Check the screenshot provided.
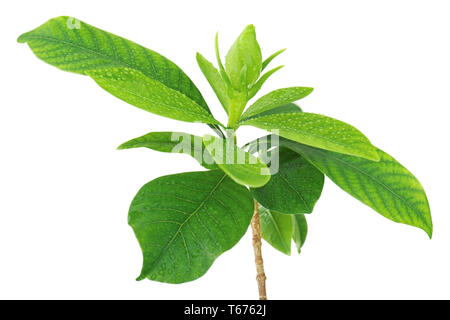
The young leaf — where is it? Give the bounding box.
[251,148,324,214]
[203,135,270,188]
[240,113,380,161]
[225,25,262,90]
[282,140,432,238]
[215,32,231,88]
[240,87,313,120]
[129,170,254,283]
[196,53,229,114]
[17,16,214,117]
[259,206,292,255]
[248,65,284,100]
[118,131,218,170]
[292,214,308,254]
[86,67,220,124]
[262,48,286,71]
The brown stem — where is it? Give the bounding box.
[251,200,267,300]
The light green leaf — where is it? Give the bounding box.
[282,140,432,237]
[259,206,292,255]
[203,135,270,188]
[240,113,380,161]
[292,214,308,254]
[86,67,220,124]
[244,103,302,121]
[262,48,286,71]
[248,65,284,100]
[196,53,229,114]
[118,131,218,170]
[240,87,313,121]
[129,170,254,283]
[251,148,324,214]
[17,16,215,117]
[215,32,231,88]
[225,25,262,89]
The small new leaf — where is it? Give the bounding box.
[17,16,215,117]
[225,25,262,90]
[262,48,286,71]
[248,65,284,100]
[251,148,324,214]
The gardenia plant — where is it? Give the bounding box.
[18,17,432,300]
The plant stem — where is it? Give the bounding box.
[251,200,267,300]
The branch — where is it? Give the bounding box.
[251,200,267,300]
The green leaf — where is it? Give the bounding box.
[17,16,215,117]
[292,214,308,254]
[259,206,292,255]
[225,25,262,90]
[215,32,231,88]
[248,65,284,100]
[240,112,380,161]
[203,135,270,188]
[282,140,432,237]
[196,53,229,114]
[129,170,254,283]
[262,48,286,71]
[251,148,324,214]
[244,103,302,121]
[118,131,218,170]
[86,67,220,124]
[240,87,313,121]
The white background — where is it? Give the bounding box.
[1,0,449,300]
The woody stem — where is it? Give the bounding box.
[251,200,267,300]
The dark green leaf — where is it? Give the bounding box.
[251,148,324,214]
[196,53,229,114]
[118,131,218,170]
[129,170,254,283]
[259,206,292,255]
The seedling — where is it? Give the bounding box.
[18,17,432,299]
